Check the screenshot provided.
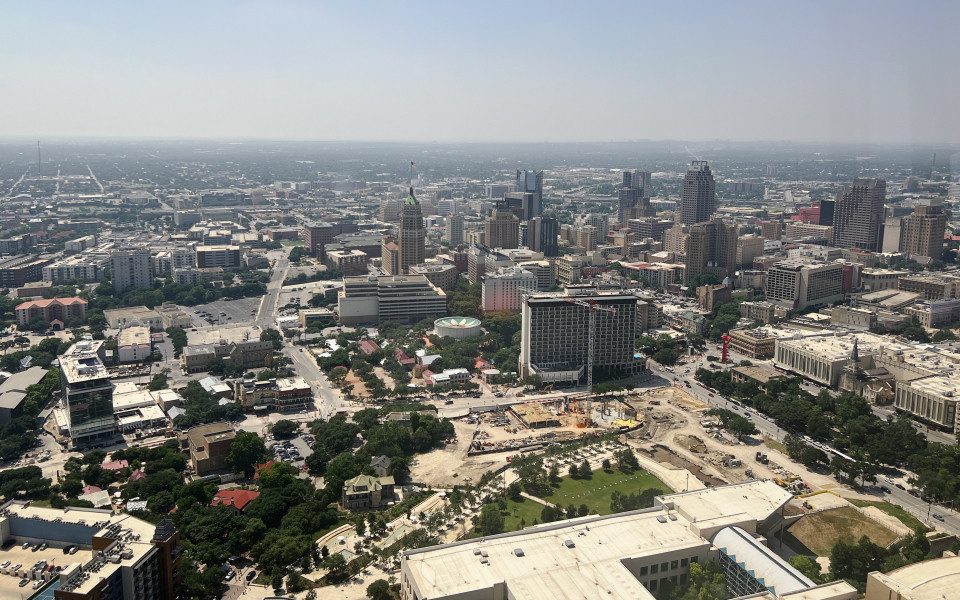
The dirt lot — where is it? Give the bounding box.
[409,419,509,487]
[785,506,899,556]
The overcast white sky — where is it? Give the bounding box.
[1,1,958,144]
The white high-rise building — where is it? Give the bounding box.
[109,248,153,292]
[481,267,537,313]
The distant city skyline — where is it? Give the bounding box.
[2,1,959,144]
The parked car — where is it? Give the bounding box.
[246,570,257,582]
[934,513,945,521]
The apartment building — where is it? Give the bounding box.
[109,249,152,292]
[195,245,240,269]
[42,255,103,283]
[16,297,87,327]
[233,377,312,411]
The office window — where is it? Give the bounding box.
[640,566,648,576]
[671,560,678,570]
[651,564,658,574]
[661,562,668,572]
[680,558,688,567]
[691,556,699,563]
[670,576,678,585]
[649,580,658,592]
[679,574,688,585]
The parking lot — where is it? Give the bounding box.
[0,543,78,599]
[267,429,314,469]
[188,297,262,328]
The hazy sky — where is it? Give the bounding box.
[2,1,958,144]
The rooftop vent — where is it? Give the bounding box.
[513,548,525,557]
[656,515,667,523]
[564,540,575,548]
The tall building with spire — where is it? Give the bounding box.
[397,188,425,274]
[679,161,716,225]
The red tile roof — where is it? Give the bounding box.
[101,459,129,471]
[394,348,416,365]
[15,297,88,310]
[211,489,260,512]
[254,461,276,479]
[358,340,380,355]
[128,469,147,482]
[81,485,102,495]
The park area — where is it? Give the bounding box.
[543,467,667,516]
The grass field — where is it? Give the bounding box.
[281,240,305,246]
[849,499,927,532]
[786,506,899,556]
[763,437,787,454]
[541,468,667,516]
[502,497,547,532]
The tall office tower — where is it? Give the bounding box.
[584,214,610,241]
[519,290,645,383]
[397,188,426,274]
[684,219,738,283]
[818,199,835,227]
[109,248,152,292]
[444,214,464,245]
[59,340,115,447]
[900,198,948,258]
[529,216,559,257]
[833,178,886,251]
[380,199,401,223]
[516,170,543,219]
[618,170,655,223]
[485,201,520,249]
[679,160,716,225]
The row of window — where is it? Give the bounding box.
[638,555,697,577]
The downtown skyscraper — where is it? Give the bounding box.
[833,178,886,251]
[618,169,654,223]
[679,161,716,225]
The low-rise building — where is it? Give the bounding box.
[827,306,877,329]
[866,555,960,600]
[15,297,87,328]
[338,274,447,325]
[172,266,224,284]
[894,376,960,431]
[400,480,856,600]
[409,263,459,292]
[104,306,163,330]
[233,377,312,411]
[341,474,395,511]
[42,255,103,283]
[730,364,783,391]
[727,328,777,359]
[180,422,235,475]
[739,300,789,324]
[696,284,731,312]
[211,489,260,514]
[326,249,369,275]
[861,268,908,292]
[180,340,274,374]
[898,274,960,300]
[902,299,960,328]
[196,244,241,269]
[425,368,471,386]
[118,325,152,363]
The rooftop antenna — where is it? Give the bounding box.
[37,140,41,177]
[409,161,416,190]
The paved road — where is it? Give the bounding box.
[656,352,960,536]
[284,345,344,419]
[256,252,289,330]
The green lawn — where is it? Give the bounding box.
[502,497,547,532]
[763,437,787,454]
[848,499,928,532]
[542,468,667,516]
[281,240,305,246]
[311,518,352,542]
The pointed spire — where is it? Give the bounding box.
[851,337,859,363]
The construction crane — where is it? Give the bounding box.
[563,298,616,393]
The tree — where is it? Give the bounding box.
[477,504,505,535]
[227,431,269,476]
[568,463,578,478]
[271,420,298,439]
[578,504,589,517]
[789,555,824,584]
[601,458,611,471]
[323,553,349,584]
[579,459,592,479]
[670,561,727,600]
[933,328,957,342]
[367,579,392,600]
[830,536,887,590]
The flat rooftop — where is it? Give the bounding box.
[903,375,960,397]
[868,555,960,599]
[777,332,912,362]
[404,481,799,600]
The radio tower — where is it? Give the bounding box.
[37,141,41,177]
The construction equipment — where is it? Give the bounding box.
[539,384,554,393]
[562,297,616,392]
